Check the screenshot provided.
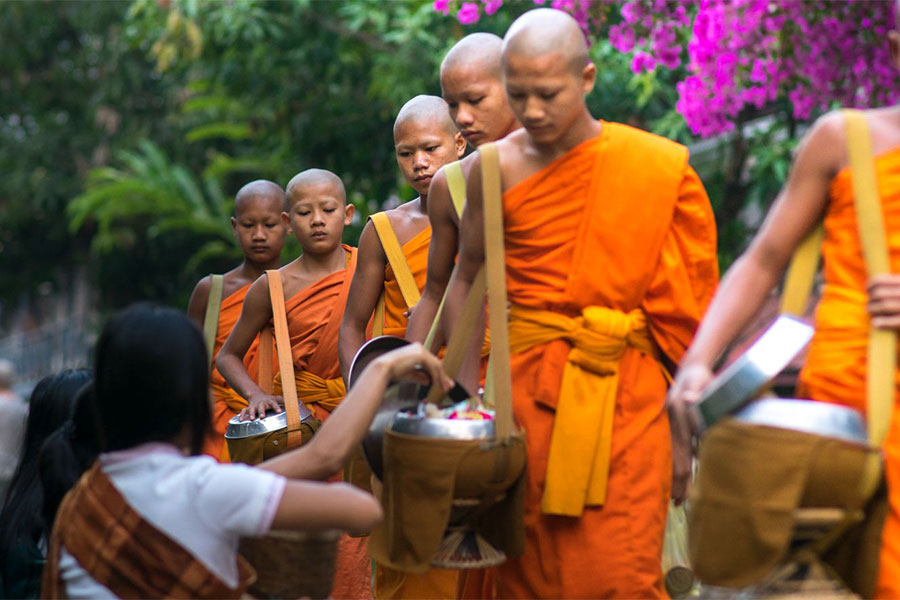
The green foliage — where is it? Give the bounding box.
[0,0,180,308]
[3,0,800,312]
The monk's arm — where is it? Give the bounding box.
[216,275,278,415]
[338,222,387,383]
[186,275,211,327]
[260,343,452,481]
[668,113,842,423]
[405,169,459,346]
[442,155,485,339]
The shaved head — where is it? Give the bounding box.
[503,8,589,75]
[393,94,458,140]
[285,169,346,207]
[234,179,285,215]
[441,33,503,80]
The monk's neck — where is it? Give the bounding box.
[299,244,347,277]
[239,256,280,281]
[538,111,600,156]
[413,195,427,214]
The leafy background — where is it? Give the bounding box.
[1,0,803,324]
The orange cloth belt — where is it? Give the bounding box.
[210,382,249,413]
[508,303,657,517]
[273,370,345,413]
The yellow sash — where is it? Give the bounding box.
[370,212,421,338]
[273,370,346,413]
[209,382,249,413]
[508,303,658,517]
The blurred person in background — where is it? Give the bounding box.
[0,359,26,510]
[0,369,92,599]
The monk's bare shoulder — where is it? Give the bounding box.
[186,274,213,324]
[865,105,900,156]
[796,110,847,180]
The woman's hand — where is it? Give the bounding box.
[666,363,713,505]
[868,274,900,329]
[374,342,453,391]
[240,393,284,421]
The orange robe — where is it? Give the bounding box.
[270,246,371,600]
[495,123,717,598]
[203,283,269,462]
[798,147,900,598]
[370,227,459,600]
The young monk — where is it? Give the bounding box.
[667,11,900,596]
[403,34,521,600]
[442,9,719,598]
[216,169,370,600]
[405,34,519,373]
[187,180,286,461]
[337,95,465,600]
[338,94,465,377]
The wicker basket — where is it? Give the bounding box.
[239,529,340,599]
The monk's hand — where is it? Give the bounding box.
[666,363,711,505]
[240,393,284,421]
[378,342,453,391]
[867,274,900,329]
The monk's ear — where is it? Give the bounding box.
[454,132,467,158]
[281,211,292,233]
[581,61,597,95]
[230,216,238,239]
[343,202,355,225]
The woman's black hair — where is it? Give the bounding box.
[91,303,211,455]
[0,368,92,598]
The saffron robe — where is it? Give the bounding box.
[496,122,718,598]
[269,246,371,600]
[204,283,271,462]
[798,147,900,598]
[42,464,254,599]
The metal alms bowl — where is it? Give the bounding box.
[734,398,867,445]
[391,411,496,440]
[224,403,315,441]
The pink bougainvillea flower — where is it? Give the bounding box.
[433,0,450,14]
[457,2,481,24]
[484,0,503,15]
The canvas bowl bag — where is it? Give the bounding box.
[689,398,885,596]
[368,380,527,572]
[224,408,320,465]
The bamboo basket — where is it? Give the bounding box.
[239,529,340,599]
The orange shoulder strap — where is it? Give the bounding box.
[265,270,303,448]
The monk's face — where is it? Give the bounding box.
[230,195,287,264]
[283,183,354,254]
[503,51,596,146]
[442,65,516,147]
[394,119,466,196]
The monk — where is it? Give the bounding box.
[405,34,519,389]
[338,94,465,377]
[442,9,718,598]
[337,95,464,600]
[187,180,286,462]
[667,11,900,597]
[216,169,371,600]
